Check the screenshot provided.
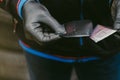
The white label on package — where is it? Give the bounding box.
[90,25,117,43]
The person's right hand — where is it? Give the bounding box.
[22,0,66,44]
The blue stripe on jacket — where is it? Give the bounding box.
[19,40,99,63]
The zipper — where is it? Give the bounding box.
[80,0,84,20]
[80,0,84,46]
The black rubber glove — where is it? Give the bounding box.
[22,0,66,44]
[84,0,120,58]
[84,28,120,58]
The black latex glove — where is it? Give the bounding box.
[84,29,120,58]
[85,0,120,57]
[22,0,66,44]
[82,35,119,59]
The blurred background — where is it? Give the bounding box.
[0,8,30,80]
[0,8,78,80]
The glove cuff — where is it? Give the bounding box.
[17,0,27,19]
[17,0,40,19]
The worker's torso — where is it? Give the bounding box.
[17,0,114,57]
[41,0,113,26]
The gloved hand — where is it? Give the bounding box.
[84,0,120,58]
[84,27,120,58]
[81,32,119,59]
[22,0,66,44]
